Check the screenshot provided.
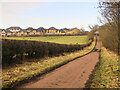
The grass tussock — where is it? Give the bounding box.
[2,38,96,88]
[90,46,119,88]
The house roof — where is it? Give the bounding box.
[6,26,22,30]
[63,28,72,31]
[4,30,12,33]
[71,28,80,30]
[49,27,57,30]
[38,27,45,30]
[26,27,37,32]
[63,28,69,30]
[26,27,34,30]
[6,31,12,33]
[37,27,45,32]
[72,28,78,30]
[18,29,27,32]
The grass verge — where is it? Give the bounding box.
[2,37,96,88]
[90,46,119,88]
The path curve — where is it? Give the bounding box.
[20,36,100,88]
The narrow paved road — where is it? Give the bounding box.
[20,36,100,88]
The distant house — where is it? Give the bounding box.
[48,27,58,34]
[19,30,24,36]
[32,29,37,35]
[6,27,22,32]
[71,28,78,30]
[12,32,17,36]
[26,27,35,36]
[16,31,21,36]
[26,27,33,32]
[0,29,12,37]
[6,30,12,37]
[17,29,27,36]
[6,27,22,36]
[16,30,21,36]
[26,27,34,32]
[1,29,6,37]
[58,29,65,33]
[36,27,45,35]
[22,29,27,36]
[63,28,71,32]
[67,28,81,34]
[2,26,86,37]
[29,31,33,35]
[71,28,80,31]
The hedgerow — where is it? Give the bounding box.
[2,39,93,67]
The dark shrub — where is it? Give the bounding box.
[2,39,93,67]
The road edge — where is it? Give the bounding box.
[85,36,101,88]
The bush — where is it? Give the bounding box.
[2,39,93,67]
[98,24,118,54]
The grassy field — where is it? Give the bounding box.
[2,37,96,88]
[3,36,89,44]
[90,46,119,88]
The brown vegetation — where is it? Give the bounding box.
[98,1,119,55]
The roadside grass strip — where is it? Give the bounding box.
[90,47,119,88]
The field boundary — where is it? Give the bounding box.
[4,34,88,37]
[2,37,97,88]
[3,36,89,45]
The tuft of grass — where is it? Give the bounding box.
[90,46,119,88]
[2,37,96,88]
[3,36,89,45]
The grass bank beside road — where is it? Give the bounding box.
[2,37,96,88]
[90,46,119,88]
[3,36,89,45]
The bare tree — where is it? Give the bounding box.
[88,24,99,31]
[80,27,85,32]
[98,0,120,55]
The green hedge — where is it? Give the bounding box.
[2,39,93,67]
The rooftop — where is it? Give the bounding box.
[6,27,22,30]
[49,27,57,30]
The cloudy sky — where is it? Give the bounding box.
[0,0,101,31]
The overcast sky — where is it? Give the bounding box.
[0,0,101,31]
